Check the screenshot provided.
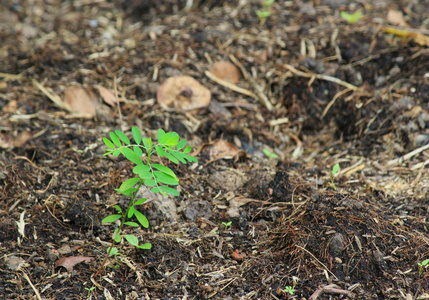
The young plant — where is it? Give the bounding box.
[95,127,198,276]
[263,148,279,160]
[330,163,340,190]
[340,11,363,24]
[256,0,274,25]
[84,286,95,299]
[418,259,429,275]
[283,286,295,296]
[222,221,232,230]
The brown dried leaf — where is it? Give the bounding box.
[157,75,211,112]
[54,256,94,272]
[63,86,97,117]
[93,85,119,107]
[387,10,408,27]
[208,139,239,160]
[231,249,244,262]
[209,61,241,84]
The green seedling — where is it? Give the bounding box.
[283,286,295,295]
[95,127,198,277]
[222,221,232,230]
[418,259,429,275]
[84,286,95,299]
[340,11,363,24]
[263,148,279,159]
[331,163,340,190]
[256,0,274,25]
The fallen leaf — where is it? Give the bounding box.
[231,249,244,262]
[208,139,239,160]
[5,255,29,271]
[93,85,119,107]
[54,256,94,272]
[64,86,98,117]
[209,61,241,84]
[387,10,408,27]
[157,75,211,112]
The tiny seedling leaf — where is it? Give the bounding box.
[102,214,122,223]
[138,242,152,249]
[159,185,179,196]
[124,221,139,227]
[103,137,115,150]
[131,127,141,144]
[109,132,121,147]
[332,163,340,176]
[340,11,363,24]
[108,247,118,256]
[125,235,139,247]
[118,177,140,193]
[134,198,147,205]
[115,130,130,145]
[134,210,149,228]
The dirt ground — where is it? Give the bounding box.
[1,0,429,299]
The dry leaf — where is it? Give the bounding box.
[231,249,244,262]
[387,10,408,27]
[64,86,98,117]
[5,255,28,271]
[208,139,239,160]
[209,61,241,84]
[54,256,94,272]
[93,85,119,107]
[157,75,211,112]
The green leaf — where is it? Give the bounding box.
[134,210,149,228]
[159,185,180,196]
[108,247,118,256]
[110,132,122,147]
[133,165,153,180]
[125,235,139,247]
[102,214,122,223]
[144,179,157,187]
[155,145,165,157]
[340,11,363,24]
[124,221,139,227]
[114,187,137,197]
[165,152,179,164]
[332,163,340,176]
[160,132,180,146]
[138,243,152,249]
[112,149,121,157]
[177,139,187,150]
[151,164,177,178]
[134,198,147,205]
[128,206,135,218]
[132,127,142,144]
[154,171,179,185]
[114,205,122,213]
[114,230,122,243]
[118,177,140,193]
[157,129,165,141]
[169,150,186,163]
[183,146,192,154]
[103,137,115,150]
[143,137,151,150]
[121,147,143,165]
[133,146,143,157]
[115,130,130,145]
[151,187,160,193]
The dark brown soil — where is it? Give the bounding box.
[1,1,429,299]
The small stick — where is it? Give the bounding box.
[387,143,429,166]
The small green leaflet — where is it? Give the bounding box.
[103,137,115,150]
[151,164,177,178]
[176,139,187,150]
[125,235,139,247]
[134,198,147,205]
[124,221,139,227]
[133,165,153,180]
[154,171,179,185]
[160,186,179,196]
[139,243,152,249]
[340,11,363,24]
[120,147,142,166]
[157,129,165,142]
[131,127,141,144]
[128,206,135,218]
[118,177,140,193]
[115,130,130,145]
[102,214,122,223]
[110,132,122,147]
[134,210,149,228]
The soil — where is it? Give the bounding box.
[1,0,429,299]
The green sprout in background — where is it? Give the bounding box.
[340,11,363,24]
[256,0,274,25]
[84,286,95,299]
[283,286,295,295]
[418,259,429,275]
[95,127,198,277]
[263,148,279,160]
[331,163,340,190]
[222,221,232,230]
